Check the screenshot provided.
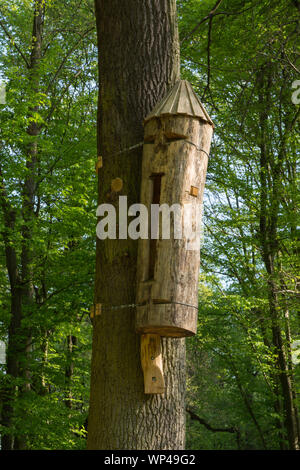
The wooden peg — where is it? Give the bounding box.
[140,334,165,394]
[95,156,103,173]
[90,303,101,318]
[190,185,199,197]
[90,306,94,319]
[111,177,123,192]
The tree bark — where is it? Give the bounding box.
[87,0,186,450]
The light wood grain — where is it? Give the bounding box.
[140,334,165,394]
[136,113,213,337]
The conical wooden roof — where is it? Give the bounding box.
[144,80,214,125]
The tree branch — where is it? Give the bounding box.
[181,2,259,44]
[181,0,223,44]
[46,26,94,94]
[202,16,213,100]
[0,16,30,68]
[186,408,237,434]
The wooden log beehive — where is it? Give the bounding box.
[135,80,214,338]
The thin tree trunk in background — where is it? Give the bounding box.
[40,329,50,394]
[20,0,44,390]
[258,68,299,450]
[87,0,186,449]
[0,0,45,450]
[15,0,44,450]
[0,196,22,450]
[65,335,77,409]
[283,308,300,441]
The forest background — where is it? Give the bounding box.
[0,0,299,450]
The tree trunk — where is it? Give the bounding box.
[0,205,22,450]
[258,68,299,450]
[65,335,77,409]
[87,0,186,450]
